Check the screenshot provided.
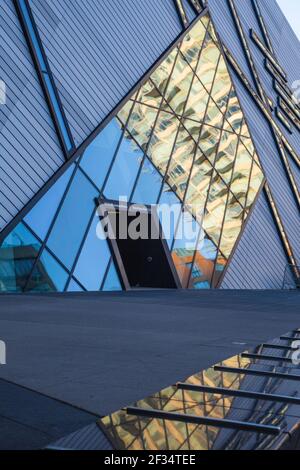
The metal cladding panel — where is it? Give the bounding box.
[230,69,300,265]
[30,0,184,147]
[0,0,64,232]
[207,0,257,91]
[221,191,288,289]
[261,0,300,84]
[232,0,300,159]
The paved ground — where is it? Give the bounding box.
[0,289,299,448]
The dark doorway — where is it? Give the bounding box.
[99,202,179,290]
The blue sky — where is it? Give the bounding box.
[277,0,300,40]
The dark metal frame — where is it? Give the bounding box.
[13,0,75,157]
[176,382,300,405]
[214,365,300,382]
[126,406,281,435]
[95,198,182,291]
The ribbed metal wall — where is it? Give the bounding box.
[221,191,289,289]
[30,0,184,147]
[0,0,64,232]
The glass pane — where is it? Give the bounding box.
[150,48,178,95]
[180,19,207,71]
[27,248,68,292]
[214,131,239,185]
[183,76,209,122]
[126,102,159,152]
[0,223,41,292]
[132,158,163,205]
[166,126,196,200]
[203,172,228,246]
[185,150,213,221]
[104,131,144,200]
[196,34,220,94]
[218,195,244,258]
[158,186,182,248]
[172,210,201,287]
[102,261,122,291]
[47,170,98,270]
[198,125,221,164]
[74,216,111,291]
[164,51,194,116]
[230,141,253,206]
[209,55,231,115]
[204,96,224,129]
[147,110,180,175]
[68,278,84,292]
[137,79,163,109]
[226,89,243,134]
[24,164,74,241]
[190,236,218,289]
[80,119,123,189]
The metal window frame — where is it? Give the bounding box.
[96,198,182,291]
[126,406,281,435]
[176,382,300,405]
[13,0,75,157]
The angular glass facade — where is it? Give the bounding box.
[0,12,264,293]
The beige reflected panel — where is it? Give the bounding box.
[226,89,244,134]
[166,125,196,199]
[230,140,253,206]
[116,99,134,126]
[185,149,213,220]
[150,48,178,95]
[180,18,207,71]
[126,102,159,152]
[214,130,239,184]
[203,171,228,246]
[207,55,232,115]
[218,195,244,258]
[137,79,163,109]
[163,51,195,115]
[198,125,221,163]
[196,33,220,94]
[147,110,180,175]
[184,76,210,122]
[204,95,224,129]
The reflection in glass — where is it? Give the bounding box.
[104,131,144,200]
[68,278,84,292]
[73,216,111,291]
[27,248,68,292]
[80,119,123,189]
[132,159,163,205]
[100,343,290,450]
[24,165,74,241]
[0,223,41,292]
[47,170,98,270]
[172,210,201,287]
[102,261,122,291]
[0,12,265,293]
